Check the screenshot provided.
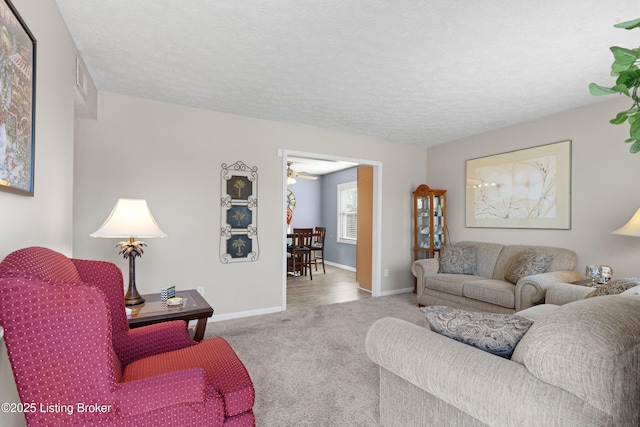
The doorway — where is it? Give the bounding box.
[280,149,382,310]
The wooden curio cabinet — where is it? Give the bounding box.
[413,184,447,263]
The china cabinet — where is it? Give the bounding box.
[413,184,447,264]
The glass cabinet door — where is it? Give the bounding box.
[413,185,446,261]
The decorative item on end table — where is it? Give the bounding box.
[91,198,167,306]
[585,265,601,286]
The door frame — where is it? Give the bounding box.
[280,149,383,310]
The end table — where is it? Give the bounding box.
[127,289,214,341]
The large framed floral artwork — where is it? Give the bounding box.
[0,0,36,196]
[466,140,571,229]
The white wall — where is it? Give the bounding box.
[73,92,427,317]
[427,97,640,278]
[0,1,78,425]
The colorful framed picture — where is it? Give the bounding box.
[0,0,36,196]
[466,140,571,229]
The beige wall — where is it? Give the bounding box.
[427,96,640,278]
[73,92,427,318]
[0,1,78,425]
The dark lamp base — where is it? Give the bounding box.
[125,295,145,306]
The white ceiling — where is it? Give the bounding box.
[55,0,640,148]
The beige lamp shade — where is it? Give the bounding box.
[90,198,167,238]
[611,208,640,238]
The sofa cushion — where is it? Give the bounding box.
[422,306,533,358]
[425,274,483,296]
[586,277,640,298]
[439,245,477,274]
[504,249,553,284]
[462,279,516,309]
[455,241,505,278]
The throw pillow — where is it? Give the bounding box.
[586,278,640,298]
[438,245,477,275]
[422,305,533,358]
[504,249,553,284]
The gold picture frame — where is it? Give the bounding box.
[466,140,571,229]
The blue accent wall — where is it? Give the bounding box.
[287,167,358,268]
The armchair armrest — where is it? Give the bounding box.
[116,368,206,414]
[545,282,593,305]
[515,270,583,311]
[115,321,196,365]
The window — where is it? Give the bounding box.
[337,181,357,244]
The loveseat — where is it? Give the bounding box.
[0,247,255,426]
[365,293,640,426]
[412,241,582,313]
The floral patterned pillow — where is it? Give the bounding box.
[504,249,553,284]
[422,306,533,358]
[438,245,477,275]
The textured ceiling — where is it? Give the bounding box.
[55,0,640,147]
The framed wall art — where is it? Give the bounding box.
[220,161,259,262]
[466,140,571,229]
[0,0,36,196]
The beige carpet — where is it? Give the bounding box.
[206,292,427,426]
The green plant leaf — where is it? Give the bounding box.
[611,111,629,124]
[614,18,640,30]
[630,119,640,140]
[589,83,618,96]
[611,46,638,64]
[616,69,640,89]
[631,140,640,153]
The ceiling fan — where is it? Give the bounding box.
[287,161,317,184]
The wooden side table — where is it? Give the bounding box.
[127,289,214,341]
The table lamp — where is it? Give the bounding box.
[611,208,640,238]
[91,198,167,306]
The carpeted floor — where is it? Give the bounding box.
[206,292,428,427]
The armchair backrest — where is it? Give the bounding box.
[0,246,82,283]
[0,247,130,350]
[0,275,119,426]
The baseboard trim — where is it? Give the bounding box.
[379,287,413,297]
[210,306,283,322]
[207,284,412,323]
[324,260,356,272]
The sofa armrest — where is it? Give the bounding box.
[411,259,439,278]
[545,282,593,305]
[515,270,583,311]
[411,259,439,300]
[365,317,599,426]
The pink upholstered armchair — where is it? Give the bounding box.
[0,247,255,426]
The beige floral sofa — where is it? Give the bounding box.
[366,292,640,426]
[411,241,583,313]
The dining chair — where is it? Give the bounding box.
[289,228,314,281]
[311,226,326,273]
